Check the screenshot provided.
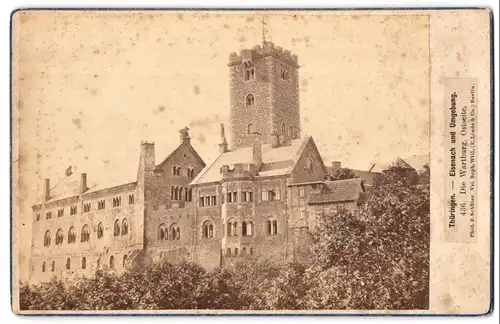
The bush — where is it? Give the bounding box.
[20,166,429,311]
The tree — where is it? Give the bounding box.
[306,166,430,309]
[329,168,357,181]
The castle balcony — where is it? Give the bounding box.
[220,163,258,181]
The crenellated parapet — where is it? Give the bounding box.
[228,41,299,67]
[220,163,259,181]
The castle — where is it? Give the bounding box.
[29,41,367,283]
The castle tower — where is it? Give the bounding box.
[228,41,300,150]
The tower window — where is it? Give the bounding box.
[289,125,293,137]
[245,94,255,106]
[281,123,286,135]
[247,123,253,135]
[280,64,290,81]
[244,65,255,81]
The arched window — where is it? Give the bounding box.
[281,123,286,135]
[245,94,255,106]
[179,187,183,200]
[173,165,181,176]
[266,217,278,235]
[242,247,247,255]
[51,261,55,272]
[247,123,253,135]
[114,219,120,236]
[172,166,177,175]
[174,187,179,200]
[55,228,64,245]
[68,226,76,244]
[289,125,293,137]
[242,221,253,236]
[121,219,129,235]
[42,261,46,272]
[109,255,114,269]
[158,224,168,240]
[250,247,254,255]
[123,255,127,268]
[227,220,237,237]
[202,220,214,238]
[226,248,231,257]
[66,258,71,270]
[188,188,193,202]
[234,248,239,257]
[44,230,51,247]
[170,224,180,240]
[97,222,104,239]
[82,257,87,269]
[81,225,90,242]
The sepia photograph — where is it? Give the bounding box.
[10,8,491,315]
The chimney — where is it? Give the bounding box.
[252,143,262,169]
[271,132,280,148]
[219,123,228,153]
[79,173,88,195]
[332,161,342,171]
[139,141,156,171]
[44,178,50,202]
[249,131,262,169]
[179,127,190,144]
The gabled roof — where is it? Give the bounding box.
[155,140,206,171]
[368,154,429,173]
[307,178,364,205]
[325,166,380,186]
[190,137,318,185]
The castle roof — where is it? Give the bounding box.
[324,166,380,186]
[190,137,311,185]
[368,154,429,173]
[307,178,365,205]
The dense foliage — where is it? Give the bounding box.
[20,166,429,311]
[328,167,358,181]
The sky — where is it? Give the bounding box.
[13,10,430,280]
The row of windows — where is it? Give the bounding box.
[246,122,294,138]
[157,223,181,241]
[172,166,195,178]
[199,195,216,207]
[43,219,129,247]
[171,187,193,202]
[227,220,278,236]
[197,189,278,207]
[37,194,135,221]
[226,247,254,257]
[242,63,290,82]
[40,255,126,272]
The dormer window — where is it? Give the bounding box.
[280,64,290,81]
[245,94,255,106]
[244,64,255,81]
